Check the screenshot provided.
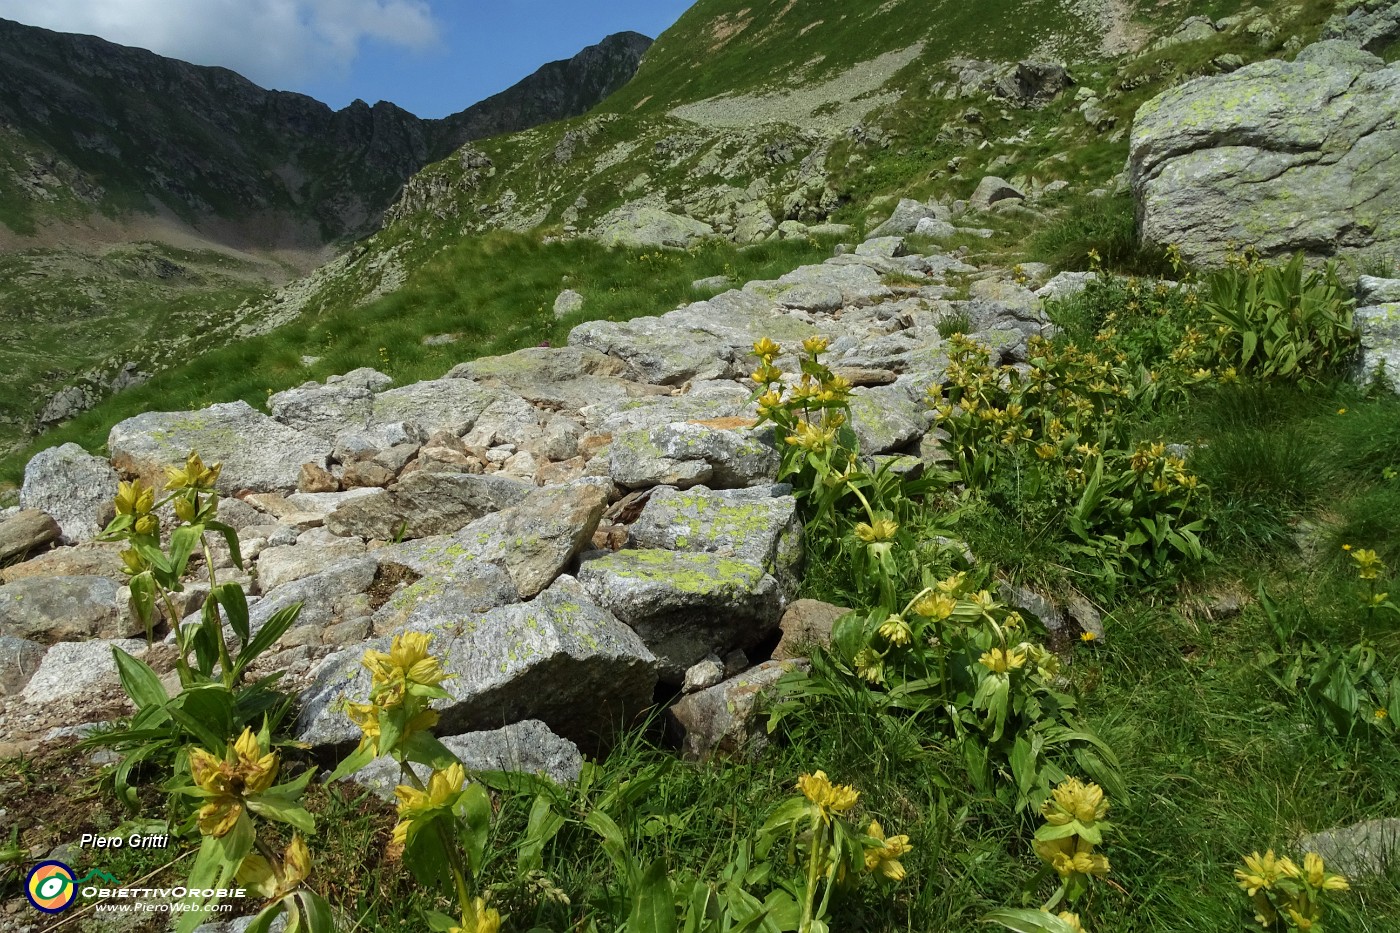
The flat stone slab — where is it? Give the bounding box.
[108,401,331,494]
[577,549,782,683]
[295,576,657,751]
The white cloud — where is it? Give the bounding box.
[0,0,440,89]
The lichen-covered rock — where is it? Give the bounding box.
[449,346,654,411]
[969,176,1026,212]
[248,557,379,637]
[326,472,533,540]
[1358,276,1400,305]
[1357,303,1400,388]
[848,383,929,454]
[0,576,136,643]
[0,509,61,563]
[578,549,783,682]
[295,576,657,750]
[591,204,715,249]
[669,659,809,761]
[108,401,331,494]
[255,538,368,592]
[582,382,751,435]
[20,444,119,543]
[346,720,583,798]
[268,383,374,440]
[629,485,802,594]
[609,422,780,491]
[1130,57,1400,265]
[367,379,501,437]
[554,289,585,319]
[498,484,608,599]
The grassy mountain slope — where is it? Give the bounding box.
[1,0,1349,480]
[0,23,652,459]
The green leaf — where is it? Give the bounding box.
[168,684,237,752]
[628,858,678,933]
[400,730,460,770]
[519,796,565,877]
[981,908,1077,933]
[243,901,289,933]
[234,603,303,680]
[425,910,461,932]
[459,783,492,874]
[113,647,168,710]
[206,520,244,570]
[213,582,251,646]
[169,524,204,580]
[585,809,636,885]
[295,890,334,933]
[246,796,316,833]
[128,572,157,640]
[326,740,377,784]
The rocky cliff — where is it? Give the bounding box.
[0,19,652,244]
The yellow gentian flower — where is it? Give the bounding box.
[797,771,859,822]
[863,820,912,881]
[393,763,467,846]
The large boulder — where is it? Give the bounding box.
[578,549,783,682]
[1356,303,1400,386]
[295,576,657,751]
[0,635,46,696]
[346,720,583,798]
[20,444,120,543]
[670,659,810,761]
[0,576,136,643]
[108,401,331,494]
[1130,56,1400,265]
[325,472,533,540]
[0,510,61,563]
[591,204,716,249]
[609,422,780,491]
[869,199,950,238]
[20,638,148,706]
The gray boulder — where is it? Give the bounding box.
[268,383,374,440]
[255,538,368,592]
[1356,303,1400,387]
[591,204,715,249]
[969,176,1027,212]
[368,379,500,437]
[553,289,585,319]
[21,638,148,706]
[670,659,810,761]
[1299,819,1400,879]
[1322,2,1400,52]
[0,576,136,643]
[578,549,783,682]
[108,401,331,494]
[609,422,780,491]
[993,60,1073,107]
[326,472,533,540]
[870,199,950,238]
[296,577,657,750]
[1130,58,1400,265]
[629,486,803,594]
[20,444,120,543]
[1358,276,1400,304]
[346,720,583,798]
[0,509,61,563]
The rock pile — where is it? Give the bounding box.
[0,223,1058,766]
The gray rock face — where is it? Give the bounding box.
[1358,276,1400,305]
[1299,818,1400,879]
[773,599,847,660]
[249,558,379,636]
[870,198,949,237]
[1,542,127,584]
[591,204,716,249]
[1356,303,1400,386]
[609,422,780,491]
[19,444,120,543]
[368,379,500,438]
[326,472,533,540]
[1130,58,1400,264]
[497,484,608,599]
[21,638,147,705]
[993,60,1073,107]
[255,538,367,592]
[670,659,809,761]
[0,635,46,696]
[108,401,331,494]
[268,383,374,440]
[296,577,657,750]
[346,720,583,798]
[629,486,801,582]
[1322,2,1400,52]
[0,576,135,643]
[578,549,783,682]
[848,383,929,454]
[0,509,61,563]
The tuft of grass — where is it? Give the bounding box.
[1026,191,1175,276]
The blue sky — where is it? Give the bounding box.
[0,1,695,118]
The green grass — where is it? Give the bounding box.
[0,232,835,487]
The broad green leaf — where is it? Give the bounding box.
[627,858,678,933]
[113,646,167,710]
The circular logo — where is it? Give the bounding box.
[26,861,77,914]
